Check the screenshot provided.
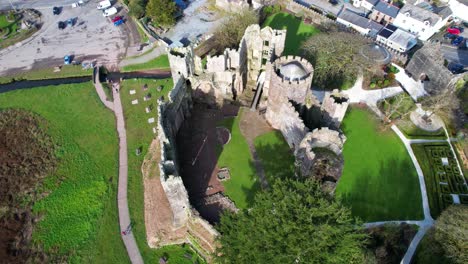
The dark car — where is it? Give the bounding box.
[447,62,464,74]
[67,18,74,26]
[53,6,61,15]
[452,36,464,46]
[444,33,457,39]
[453,26,464,33]
[329,0,339,5]
[58,21,66,29]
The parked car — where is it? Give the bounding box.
[58,21,66,29]
[53,6,61,15]
[97,0,111,10]
[452,26,464,33]
[114,19,124,26]
[452,36,464,46]
[329,0,339,5]
[444,33,457,39]
[111,16,123,23]
[67,18,74,26]
[447,27,461,35]
[103,7,118,17]
[64,55,72,65]
[447,62,464,74]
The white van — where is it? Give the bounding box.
[97,0,111,10]
[103,7,118,17]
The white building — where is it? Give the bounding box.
[376,24,418,52]
[448,0,468,22]
[393,4,451,41]
[337,9,383,37]
[352,0,379,12]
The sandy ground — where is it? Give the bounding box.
[0,2,127,75]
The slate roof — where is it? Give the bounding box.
[399,4,441,26]
[378,24,398,38]
[374,1,400,18]
[364,0,379,6]
[338,9,384,31]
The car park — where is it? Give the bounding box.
[103,7,118,17]
[452,36,464,46]
[53,6,61,15]
[58,21,66,30]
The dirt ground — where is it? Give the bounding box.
[176,102,239,223]
[0,2,132,75]
[142,140,187,247]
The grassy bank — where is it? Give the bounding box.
[119,78,204,263]
[254,130,295,183]
[0,65,93,84]
[217,110,260,209]
[0,83,128,263]
[336,108,423,222]
[121,54,170,72]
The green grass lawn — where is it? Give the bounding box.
[0,13,18,39]
[336,108,423,222]
[398,120,446,139]
[254,130,295,184]
[119,78,205,263]
[0,83,128,263]
[0,13,37,50]
[122,54,170,72]
[217,110,260,209]
[0,65,93,84]
[263,12,320,55]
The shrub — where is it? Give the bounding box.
[326,13,337,20]
[370,83,376,89]
[388,72,395,80]
[384,79,390,86]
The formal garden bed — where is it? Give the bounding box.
[411,143,467,218]
[364,64,400,90]
[336,108,423,222]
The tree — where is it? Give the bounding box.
[215,179,367,263]
[420,88,459,124]
[146,0,177,26]
[379,93,415,122]
[300,28,374,89]
[434,205,468,264]
[128,0,147,18]
[213,9,258,51]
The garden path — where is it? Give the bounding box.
[94,78,144,264]
[392,64,427,101]
[119,46,165,68]
[343,75,403,106]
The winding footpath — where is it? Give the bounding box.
[94,75,144,264]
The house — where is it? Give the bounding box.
[369,1,400,24]
[376,24,417,52]
[337,9,384,37]
[448,0,468,22]
[393,4,451,41]
[352,0,379,12]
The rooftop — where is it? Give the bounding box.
[378,24,398,38]
[338,9,384,32]
[399,4,441,26]
[280,61,309,81]
[388,28,417,48]
[364,0,379,6]
[374,1,400,18]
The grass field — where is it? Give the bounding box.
[336,108,424,222]
[0,83,128,263]
[263,12,320,55]
[119,78,205,263]
[254,130,295,183]
[121,54,170,72]
[217,111,260,209]
[0,65,93,84]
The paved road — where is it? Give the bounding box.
[0,0,77,10]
